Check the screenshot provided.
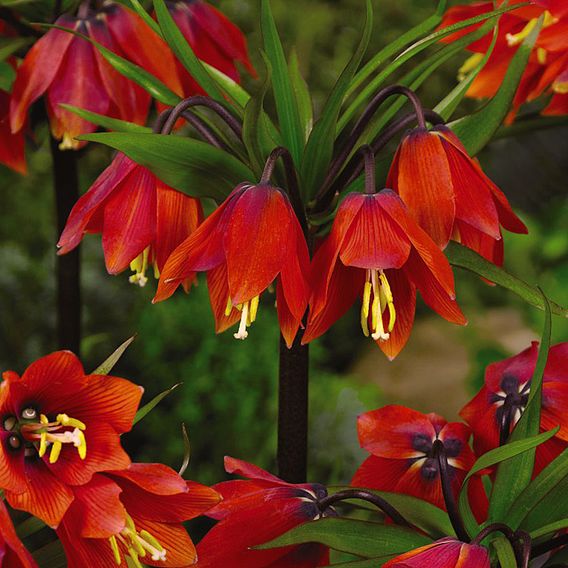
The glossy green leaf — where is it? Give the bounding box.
[530,518,568,540]
[301,0,372,200]
[59,104,151,133]
[450,14,542,155]
[446,242,568,318]
[153,0,225,103]
[289,49,313,142]
[260,0,304,164]
[257,518,432,558]
[134,383,181,425]
[128,0,162,36]
[79,132,255,201]
[488,292,552,521]
[92,336,135,375]
[202,63,251,109]
[493,536,517,568]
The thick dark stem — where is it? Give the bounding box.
[514,530,532,568]
[51,139,81,355]
[432,440,470,543]
[499,402,514,446]
[359,145,376,195]
[531,534,568,558]
[318,489,410,527]
[472,523,515,545]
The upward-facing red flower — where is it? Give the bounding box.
[196,457,329,568]
[57,153,203,287]
[0,499,36,568]
[386,125,527,260]
[57,463,220,568]
[154,182,310,347]
[0,351,143,527]
[303,189,466,359]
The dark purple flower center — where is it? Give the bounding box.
[411,434,462,481]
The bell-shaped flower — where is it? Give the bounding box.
[57,153,203,287]
[383,537,490,567]
[303,189,466,359]
[0,351,143,527]
[352,405,487,521]
[154,182,310,348]
[196,457,329,567]
[0,499,37,567]
[57,463,220,567]
[386,125,527,260]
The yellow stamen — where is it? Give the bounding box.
[129,248,150,287]
[76,430,87,460]
[249,295,260,323]
[506,12,557,47]
[119,515,167,563]
[553,80,568,94]
[537,47,547,65]
[234,302,249,340]
[360,269,396,341]
[224,297,233,316]
[59,133,78,151]
[38,414,49,458]
[379,271,397,333]
[49,441,62,464]
[109,535,122,565]
[458,53,483,81]
[56,413,86,430]
[360,278,372,337]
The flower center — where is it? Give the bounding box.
[129,247,159,287]
[360,269,396,341]
[226,295,260,340]
[411,435,462,481]
[108,513,167,566]
[491,374,530,435]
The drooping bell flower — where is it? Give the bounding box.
[0,90,25,174]
[154,182,311,348]
[196,457,330,568]
[383,537,490,568]
[0,351,143,527]
[165,0,256,95]
[0,499,37,568]
[57,463,220,568]
[352,405,487,522]
[460,341,568,472]
[302,189,466,360]
[439,0,568,119]
[57,153,203,287]
[386,125,527,261]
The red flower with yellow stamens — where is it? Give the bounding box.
[439,0,568,119]
[460,341,568,472]
[0,499,37,568]
[386,125,527,259]
[57,463,220,568]
[154,182,310,348]
[57,153,203,287]
[165,0,256,95]
[383,537,490,568]
[196,457,330,568]
[352,406,487,521]
[302,189,466,360]
[0,351,143,527]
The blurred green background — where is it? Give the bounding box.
[0,0,567,494]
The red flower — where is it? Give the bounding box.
[0,90,25,174]
[57,463,220,567]
[0,499,36,568]
[386,125,527,259]
[383,537,490,568]
[439,0,568,119]
[196,457,329,568]
[0,351,143,527]
[154,183,310,348]
[352,406,486,520]
[57,153,203,286]
[303,189,466,360]
[460,341,568,471]
[166,0,256,95]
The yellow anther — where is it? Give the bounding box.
[249,295,260,323]
[109,535,122,565]
[458,53,483,81]
[128,550,144,568]
[387,302,397,333]
[129,248,150,287]
[49,441,62,464]
[224,297,233,316]
[379,271,397,333]
[371,293,380,334]
[553,80,568,94]
[38,433,47,458]
[506,13,556,47]
[59,133,78,151]
[537,47,547,64]
[360,280,372,337]
[40,414,49,425]
[76,430,87,460]
[153,263,160,279]
[140,530,165,556]
[56,414,86,431]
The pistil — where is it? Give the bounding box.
[226,295,260,340]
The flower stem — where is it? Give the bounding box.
[318,489,410,527]
[531,534,568,558]
[50,138,81,355]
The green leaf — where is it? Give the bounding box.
[202,63,251,109]
[134,383,181,425]
[0,60,15,91]
[519,475,568,533]
[15,515,45,539]
[530,518,568,540]
[450,14,543,155]
[488,292,553,521]
[494,115,568,139]
[79,132,255,201]
[446,242,568,318]
[0,36,31,61]
[300,0,372,200]
[153,0,226,103]
[92,336,135,375]
[492,536,517,568]
[260,0,304,164]
[128,0,162,36]
[289,49,313,142]
[329,556,398,567]
[31,540,66,568]
[178,423,191,476]
[59,104,151,133]
[257,518,432,558]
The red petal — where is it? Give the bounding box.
[457,221,503,266]
[110,463,188,495]
[224,456,285,484]
[351,455,411,493]
[438,422,475,471]
[484,342,537,392]
[394,461,445,511]
[0,93,26,174]
[277,277,302,349]
[206,263,241,333]
[57,523,120,568]
[0,500,36,568]
[459,386,500,456]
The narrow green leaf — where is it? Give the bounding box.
[493,536,517,568]
[134,383,181,425]
[488,292,552,520]
[289,49,313,142]
[257,518,432,558]
[329,556,398,567]
[0,60,15,91]
[128,0,162,36]
[92,336,135,375]
[15,515,45,539]
[79,132,255,201]
[260,0,304,164]
[59,104,151,133]
[0,36,31,61]
[450,14,542,155]
[530,518,568,540]
[202,63,251,109]
[446,242,568,318]
[301,0,372,200]
[31,540,66,567]
[178,423,191,476]
[153,0,225,103]
[520,475,568,532]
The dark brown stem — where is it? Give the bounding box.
[318,489,410,527]
[359,145,376,195]
[514,530,532,568]
[472,523,515,546]
[531,534,568,558]
[51,139,81,356]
